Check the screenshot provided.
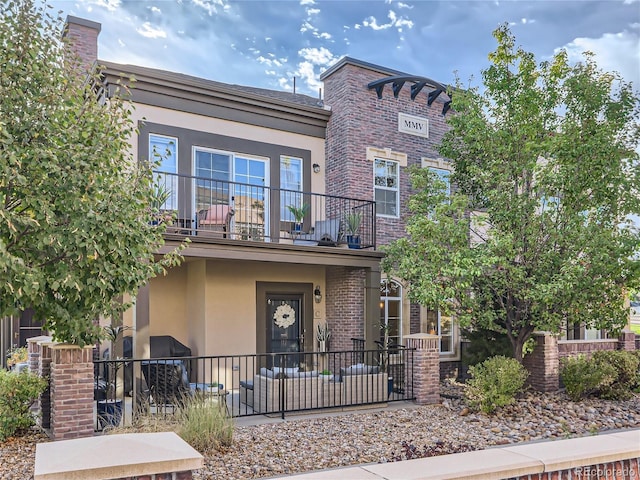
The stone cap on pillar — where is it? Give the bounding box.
[27,336,54,345]
[404,333,440,350]
[50,343,94,364]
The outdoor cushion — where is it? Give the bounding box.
[340,364,379,379]
[272,366,299,375]
[289,370,318,378]
[239,380,254,390]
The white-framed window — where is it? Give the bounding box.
[149,134,178,210]
[280,156,303,222]
[193,147,269,238]
[425,308,455,355]
[380,279,402,346]
[374,158,399,217]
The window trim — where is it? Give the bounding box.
[380,279,403,347]
[374,157,400,219]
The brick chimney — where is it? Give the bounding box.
[63,16,101,74]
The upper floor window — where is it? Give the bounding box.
[374,158,399,217]
[149,134,178,210]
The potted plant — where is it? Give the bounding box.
[150,183,174,225]
[316,322,331,352]
[286,203,309,233]
[344,211,362,248]
[319,369,334,381]
[97,324,130,429]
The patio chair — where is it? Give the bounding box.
[197,205,235,238]
[141,359,190,408]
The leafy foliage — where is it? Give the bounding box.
[0,1,185,346]
[0,370,47,440]
[464,355,529,414]
[461,326,513,367]
[383,24,640,361]
[561,350,639,400]
[560,355,616,401]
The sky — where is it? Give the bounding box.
[49,0,640,98]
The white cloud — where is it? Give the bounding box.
[362,10,414,32]
[300,0,315,5]
[559,29,640,86]
[306,8,320,16]
[89,0,121,12]
[191,0,229,16]
[397,2,413,8]
[136,22,167,39]
[149,6,161,14]
[295,46,338,92]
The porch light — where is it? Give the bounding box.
[312,163,321,173]
[314,285,322,303]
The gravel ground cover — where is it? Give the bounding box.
[1,382,639,480]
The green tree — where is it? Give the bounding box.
[383,25,640,362]
[0,0,184,346]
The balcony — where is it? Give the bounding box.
[154,171,376,249]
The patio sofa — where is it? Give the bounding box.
[240,364,388,413]
[250,368,321,413]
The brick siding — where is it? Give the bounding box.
[326,266,366,351]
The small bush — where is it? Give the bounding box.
[591,350,639,400]
[464,355,528,414]
[0,370,47,440]
[176,394,234,453]
[560,350,640,401]
[561,355,616,401]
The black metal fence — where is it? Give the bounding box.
[93,347,415,430]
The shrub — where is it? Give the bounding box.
[0,370,47,440]
[591,350,639,400]
[464,355,528,414]
[176,394,234,453]
[560,355,616,401]
[560,350,640,401]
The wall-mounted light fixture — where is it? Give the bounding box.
[312,163,321,173]
[314,285,322,303]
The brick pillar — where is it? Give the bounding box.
[27,336,52,375]
[404,333,440,405]
[39,341,57,430]
[26,336,52,420]
[617,331,636,352]
[50,344,95,440]
[523,332,559,392]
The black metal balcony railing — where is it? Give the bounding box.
[93,347,414,429]
[154,171,376,249]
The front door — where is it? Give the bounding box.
[266,294,303,368]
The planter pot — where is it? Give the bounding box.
[346,235,361,249]
[319,374,334,382]
[318,340,327,353]
[97,399,123,430]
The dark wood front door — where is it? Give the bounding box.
[256,282,314,367]
[266,294,303,358]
